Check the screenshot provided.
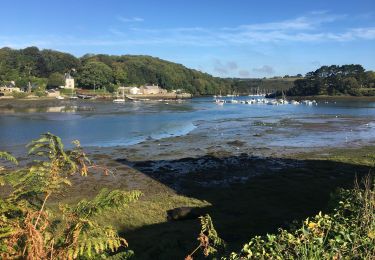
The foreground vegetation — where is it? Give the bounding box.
[1,134,374,259]
[0,133,141,259]
[227,175,374,259]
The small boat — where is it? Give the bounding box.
[113,98,125,103]
[215,99,225,105]
[291,100,300,105]
[77,94,94,99]
[113,88,125,103]
[302,100,317,106]
[56,95,64,100]
[267,100,278,105]
[69,91,78,100]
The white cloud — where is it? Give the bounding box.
[117,16,144,23]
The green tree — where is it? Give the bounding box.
[112,63,127,85]
[41,49,80,74]
[47,72,65,88]
[78,61,113,89]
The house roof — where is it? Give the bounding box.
[2,82,16,88]
[65,73,74,79]
[143,85,160,90]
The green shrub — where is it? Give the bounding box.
[227,176,375,259]
[11,91,29,99]
[34,90,47,97]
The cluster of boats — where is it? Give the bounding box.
[214,97,318,106]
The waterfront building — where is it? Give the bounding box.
[0,81,21,93]
[140,84,167,94]
[64,73,75,89]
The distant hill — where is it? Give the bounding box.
[1,47,373,96]
[0,46,300,95]
[0,47,232,95]
[78,53,232,95]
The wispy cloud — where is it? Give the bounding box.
[108,28,126,37]
[1,11,374,50]
[213,59,239,75]
[253,65,275,75]
[107,11,374,46]
[238,70,251,77]
[117,16,144,23]
[222,11,346,32]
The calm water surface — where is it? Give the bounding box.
[0,96,374,151]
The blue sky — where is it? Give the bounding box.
[1,0,375,78]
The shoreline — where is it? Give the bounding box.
[289,95,375,101]
[3,93,375,103]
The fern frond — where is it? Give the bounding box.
[72,189,142,218]
[0,151,18,165]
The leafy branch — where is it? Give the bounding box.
[186,214,225,260]
[0,133,141,259]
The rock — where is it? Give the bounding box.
[166,207,200,221]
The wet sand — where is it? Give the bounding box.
[71,112,375,197]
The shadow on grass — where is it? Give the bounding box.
[115,154,372,259]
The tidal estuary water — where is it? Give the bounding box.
[0,97,374,154]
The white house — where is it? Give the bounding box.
[129,87,141,95]
[140,84,167,95]
[64,73,75,89]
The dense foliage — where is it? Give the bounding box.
[224,176,374,259]
[287,64,375,96]
[0,47,79,91]
[1,47,374,96]
[0,47,232,95]
[0,133,141,259]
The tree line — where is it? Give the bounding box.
[0,46,232,95]
[1,47,374,96]
[286,65,375,96]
